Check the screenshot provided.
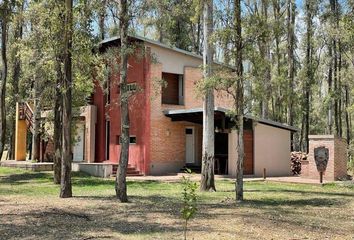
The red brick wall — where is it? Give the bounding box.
[94,50,236,175]
[184,67,234,109]
[304,135,348,181]
[147,65,233,175]
[93,48,151,174]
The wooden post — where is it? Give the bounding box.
[263,168,266,180]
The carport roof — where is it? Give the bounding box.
[163,107,299,132]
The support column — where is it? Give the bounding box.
[15,103,27,161]
[84,105,97,163]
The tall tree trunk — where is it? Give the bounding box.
[0,6,8,159]
[303,0,314,153]
[200,0,215,192]
[330,0,340,136]
[9,2,24,160]
[234,0,244,202]
[31,64,41,161]
[273,0,281,122]
[260,0,270,119]
[286,0,296,149]
[99,0,106,40]
[338,41,342,137]
[328,43,333,134]
[60,0,73,198]
[115,0,130,202]
[31,84,40,161]
[345,85,350,145]
[54,57,62,184]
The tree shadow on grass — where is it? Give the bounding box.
[0,172,52,185]
[75,193,180,207]
[0,205,193,239]
[240,197,345,208]
[244,188,354,197]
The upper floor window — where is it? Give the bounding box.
[161,72,184,105]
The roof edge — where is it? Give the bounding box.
[163,107,298,132]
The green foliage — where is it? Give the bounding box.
[181,169,198,240]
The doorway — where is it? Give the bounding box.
[73,123,85,162]
[185,127,195,164]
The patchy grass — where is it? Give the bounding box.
[0,167,353,240]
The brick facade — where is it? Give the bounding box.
[302,135,348,181]
[147,65,236,174]
[93,38,294,176]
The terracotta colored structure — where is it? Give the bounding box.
[13,35,298,177]
[90,36,297,177]
[301,135,348,181]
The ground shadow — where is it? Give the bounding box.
[244,188,354,197]
[0,172,52,185]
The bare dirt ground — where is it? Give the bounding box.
[0,168,353,240]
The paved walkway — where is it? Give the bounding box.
[127,173,334,185]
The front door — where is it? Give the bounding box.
[185,127,195,164]
[73,123,85,162]
[244,129,254,174]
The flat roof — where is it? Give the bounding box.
[163,107,299,132]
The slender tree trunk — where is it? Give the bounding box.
[31,78,40,161]
[259,0,270,119]
[273,0,281,122]
[338,41,342,137]
[200,0,215,192]
[60,0,73,198]
[345,85,350,144]
[54,57,62,184]
[328,43,333,134]
[115,0,130,202]
[286,0,296,149]
[234,0,244,201]
[0,8,8,159]
[99,0,106,41]
[9,2,23,160]
[303,0,313,153]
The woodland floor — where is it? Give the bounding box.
[0,167,353,240]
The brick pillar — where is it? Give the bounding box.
[305,135,348,181]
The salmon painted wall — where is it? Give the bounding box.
[92,81,106,163]
[93,47,151,174]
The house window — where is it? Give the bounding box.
[129,136,137,144]
[117,82,137,94]
[161,72,184,105]
[116,135,137,145]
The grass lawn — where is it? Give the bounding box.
[0,167,353,240]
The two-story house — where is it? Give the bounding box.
[13,35,297,177]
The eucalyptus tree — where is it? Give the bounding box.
[286,0,296,130]
[115,0,130,202]
[6,0,24,160]
[200,0,216,192]
[301,0,318,153]
[0,0,9,160]
[234,0,244,201]
[139,0,202,53]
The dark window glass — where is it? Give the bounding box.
[185,128,193,134]
[129,136,137,144]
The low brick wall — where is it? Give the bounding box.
[301,135,348,181]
